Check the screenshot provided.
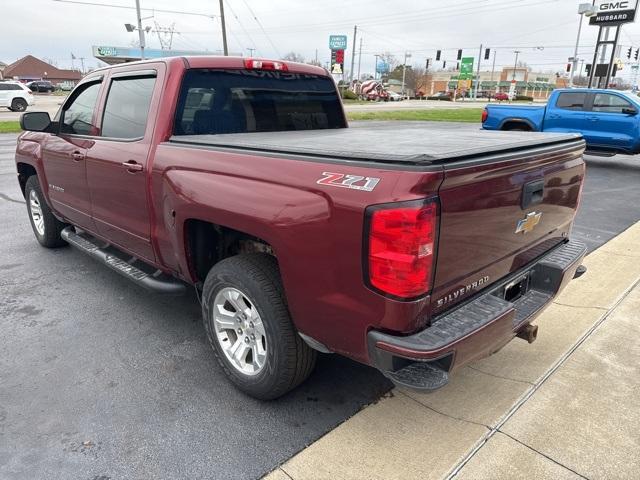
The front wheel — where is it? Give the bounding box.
[202,254,316,400]
[24,176,68,248]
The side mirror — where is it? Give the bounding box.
[622,107,638,116]
[20,112,52,132]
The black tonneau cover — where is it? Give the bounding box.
[169,121,583,165]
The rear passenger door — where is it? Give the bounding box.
[544,91,588,134]
[85,67,161,262]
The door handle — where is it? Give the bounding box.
[71,151,85,161]
[122,160,143,172]
[587,116,599,122]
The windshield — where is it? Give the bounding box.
[174,69,346,135]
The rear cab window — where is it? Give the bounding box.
[173,69,346,135]
[555,92,587,111]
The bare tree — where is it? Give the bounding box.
[282,52,305,63]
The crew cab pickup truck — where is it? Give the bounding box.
[16,56,587,400]
[482,88,640,155]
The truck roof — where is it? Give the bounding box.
[169,122,583,165]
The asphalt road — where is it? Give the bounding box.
[1,128,639,480]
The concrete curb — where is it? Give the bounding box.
[264,222,640,480]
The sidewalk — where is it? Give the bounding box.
[265,222,640,480]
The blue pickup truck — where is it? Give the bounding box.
[482,88,640,155]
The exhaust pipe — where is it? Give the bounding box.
[517,324,538,344]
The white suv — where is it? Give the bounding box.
[0,81,35,112]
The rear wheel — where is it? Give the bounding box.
[10,98,27,112]
[202,254,316,400]
[25,176,67,248]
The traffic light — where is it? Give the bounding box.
[457,62,460,70]
[425,58,431,70]
[627,47,633,59]
[443,60,446,69]
[635,48,639,60]
[436,50,441,61]
[585,64,592,76]
[566,63,572,73]
[457,49,463,60]
[484,48,490,60]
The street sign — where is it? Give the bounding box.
[330,49,345,74]
[376,60,389,74]
[459,57,475,80]
[589,0,638,25]
[329,35,348,50]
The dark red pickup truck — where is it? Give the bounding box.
[15,56,587,399]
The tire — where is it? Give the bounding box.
[24,176,68,248]
[202,254,316,400]
[11,98,28,112]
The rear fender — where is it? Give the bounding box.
[498,118,537,131]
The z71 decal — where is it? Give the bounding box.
[316,172,380,192]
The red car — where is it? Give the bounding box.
[16,56,587,399]
[493,92,510,101]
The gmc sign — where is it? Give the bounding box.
[590,0,638,25]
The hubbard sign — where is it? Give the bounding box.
[589,0,638,25]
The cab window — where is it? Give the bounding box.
[555,92,587,111]
[101,76,156,139]
[60,81,102,135]
[592,93,634,114]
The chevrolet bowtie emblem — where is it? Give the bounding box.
[515,212,542,234]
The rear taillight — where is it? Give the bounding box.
[481,109,488,123]
[243,59,288,71]
[366,199,438,299]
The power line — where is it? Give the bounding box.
[51,0,216,18]
[239,0,281,58]
[224,0,259,55]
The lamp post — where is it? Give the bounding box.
[401,51,412,97]
[570,4,597,87]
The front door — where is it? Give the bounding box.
[85,71,159,262]
[584,92,638,151]
[41,79,103,229]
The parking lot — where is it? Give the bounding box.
[1,124,639,479]
[0,94,63,121]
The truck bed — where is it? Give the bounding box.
[169,122,582,165]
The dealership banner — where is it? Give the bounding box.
[590,0,638,25]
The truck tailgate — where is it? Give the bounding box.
[431,139,585,313]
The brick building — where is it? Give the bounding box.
[420,67,559,99]
[2,55,82,86]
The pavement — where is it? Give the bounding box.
[0,128,639,480]
[266,222,640,480]
[0,94,64,121]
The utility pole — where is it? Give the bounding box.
[79,57,85,74]
[490,49,497,83]
[218,0,228,55]
[579,59,585,85]
[357,37,363,81]
[315,49,318,64]
[512,50,521,80]
[401,51,411,97]
[374,54,380,80]
[135,0,145,59]
[247,47,256,56]
[349,25,358,83]
[473,43,482,100]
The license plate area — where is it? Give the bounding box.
[502,273,531,303]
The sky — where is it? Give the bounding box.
[3,0,640,83]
